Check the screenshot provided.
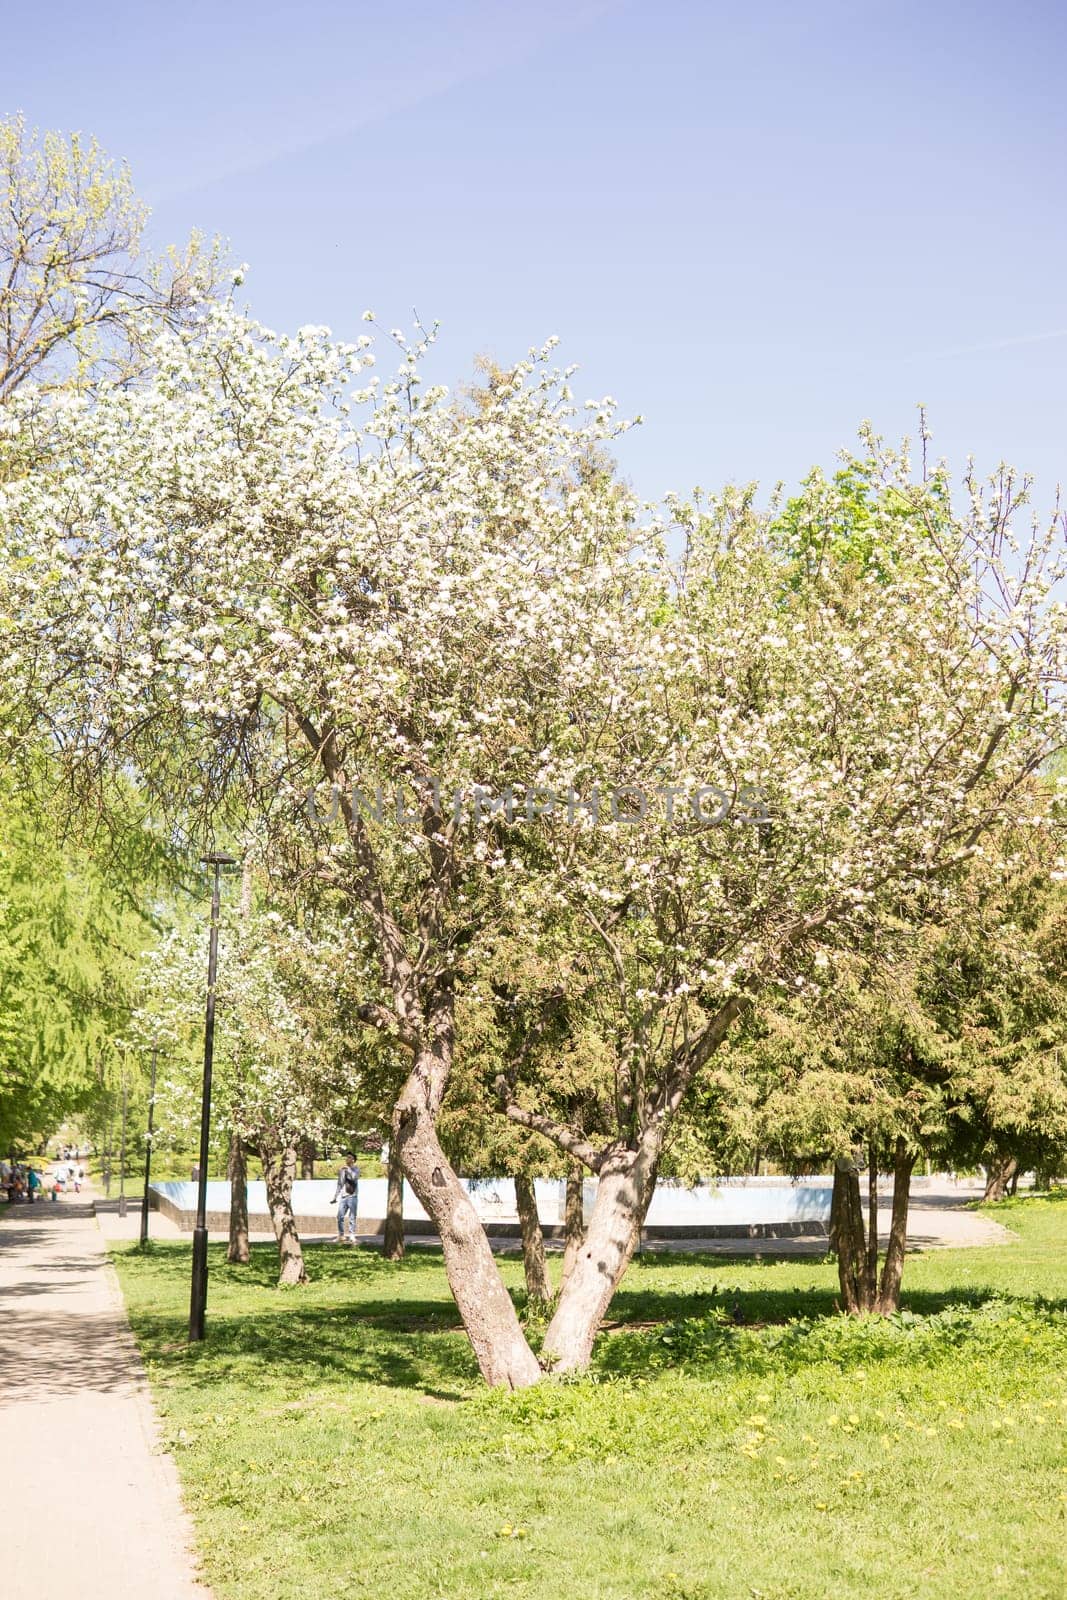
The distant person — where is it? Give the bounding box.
[74,1165,84,1193]
[26,1166,42,1204]
[332,1152,360,1244]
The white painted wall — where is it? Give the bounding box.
[153,1175,833,1226]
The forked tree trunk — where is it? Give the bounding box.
[836,1144,916,1315]
[226,1131,249,1265]
[393,1008,540,1389]
[540,1133,661,1373]
[383,1140,405,1261]
[260,1140,308,1286]
[875,1138,915,1314]
[514,1173,550,1303]
[983,1152,1018,1202]
[560,1168,586,1287]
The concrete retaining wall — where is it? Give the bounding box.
[150,1176,833,1240]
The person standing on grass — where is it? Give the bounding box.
[332,1152,360,1244]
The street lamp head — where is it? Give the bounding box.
[200,851,238,868]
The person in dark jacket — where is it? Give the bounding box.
[331,1153,360,1243]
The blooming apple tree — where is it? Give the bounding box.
[0,300,659,1385]
[487,454,1067,1367]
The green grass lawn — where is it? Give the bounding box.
[111,1195,1067,1600]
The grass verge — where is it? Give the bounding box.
[111,1194,1067,1600]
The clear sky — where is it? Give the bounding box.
[4,0,1065,508]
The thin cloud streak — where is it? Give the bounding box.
[900,328,1067,362]
[150,0,620,205]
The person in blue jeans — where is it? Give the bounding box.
[332,1153,360,1243]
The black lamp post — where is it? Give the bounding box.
[188,851,236,1343]
[139,1042,159,1248]
[118,1057,128,1218]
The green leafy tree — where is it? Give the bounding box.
[0,112,218,404]
[0,768,164,1152]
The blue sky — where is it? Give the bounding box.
[5,0,1065,507]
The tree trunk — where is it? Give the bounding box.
[260,1139,308,1286]
[876,1138,915,1314]
[540,1134,661,1373]
[561,1167,586,1287]
[393,1007,541,1389]
[514,1173,550,1303]
[226,1132,249,1265]
[828,1162,844,1259]
[383,1139,405,1261]
[299,1137,316,1180]
[866,1144,879,1305]
[834,1157,873,1314]
[983,1152,1018,1202]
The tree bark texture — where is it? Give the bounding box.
[875,1138,915,1314]
[393,1004,541,1389]
[835,1144,916,1314]
[560,1167,586,1287]
[540,1131,661,1373]
[983,1152,1018,1202]
[514,1173,550,1303]
[866,1143,879,1291]
[383,1138,405,1261]
[828,1162,844,1259]
[834,1157,870,1313]
[261,1139,308,1286]
[226,1131,249,1265]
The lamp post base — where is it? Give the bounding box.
[189,1226,209,1341]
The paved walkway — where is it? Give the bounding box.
[0,1192,212,1598]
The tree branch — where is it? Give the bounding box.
[494,1076,605,1171]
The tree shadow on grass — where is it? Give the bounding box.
[116,1240,479,1398]
[607,1246,1067,1327]
[614,1276,1067,1329]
